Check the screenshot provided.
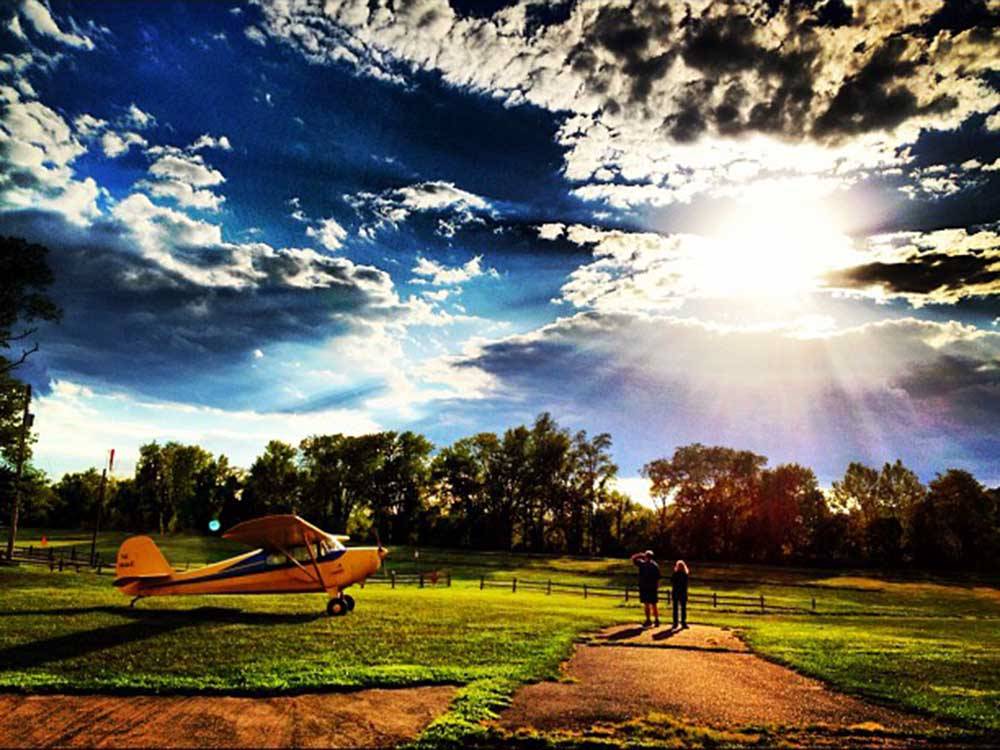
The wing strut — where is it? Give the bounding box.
[304,541,333,594]
[275,544,320,584]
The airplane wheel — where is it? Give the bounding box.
[344,594,355,612]
[327,597,348,617]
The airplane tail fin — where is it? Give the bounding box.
[115,536,174,586]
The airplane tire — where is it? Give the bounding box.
[344,594,355,611]
[327,597,348,617]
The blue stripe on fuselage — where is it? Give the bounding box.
[142,547,347,590]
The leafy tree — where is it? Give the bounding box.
[568,430,617,554]
[376,431,434,544]
[52,468,104,528]
[753,463,825,562]
[831,460,925,563]
[134,442,213,534]
[644,444,766,560]
[910,470,999,568]
[244,440,300,517]
[0,236,61,374]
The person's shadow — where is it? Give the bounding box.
[652,627,681,641]
[604,625,646,641]
[0,606,322,671]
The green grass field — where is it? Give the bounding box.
[3,529,999,744]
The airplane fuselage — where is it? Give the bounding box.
[115,546,382,598]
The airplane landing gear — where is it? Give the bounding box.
[327,596,349,616]
[343,594,355,612]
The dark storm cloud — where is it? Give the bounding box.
[812,36,956,140]
[0,209,401,396]
[828,252,1000,302]
[568,1,675,104]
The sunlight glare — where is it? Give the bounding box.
[692,182,858,302]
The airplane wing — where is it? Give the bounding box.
[222,514,336,550]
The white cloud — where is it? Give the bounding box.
[19,0,95,50]
[190,133,232,151]
[140,151,226,210]
[412,255,494,286]
[258,0,1000,207]
[108,193,400,295]
[306,217,348,251]
[347,180,492,235]
[148,153,224,187]
[125,103,155,130]
[32,379,381,476]
[138,178,226,211]
[244,26,267,46]
[100,129,147,158]
[0,89,98,223]
[73,113,106,137]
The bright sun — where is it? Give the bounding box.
[692,184,858,302]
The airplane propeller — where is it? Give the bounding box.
[374,527,388,560]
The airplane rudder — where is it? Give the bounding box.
[116,535,174,579]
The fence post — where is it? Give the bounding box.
[419,572,424,588]
[512,577,517,593]
[447,571,451,587]
[759,594,765,613]
[666,589,671,605]
[811,597,816,612]
[58,555,64,572]
[713,592,717,608]
[28,545,32,558]
[547,579,552,595]
[624,586,629,602]
[480,575,484,590]
[97,561,102,575]
[583,584,588,599]
[391,571,397,589]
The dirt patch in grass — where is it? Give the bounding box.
[497,625,938,734]
[0,686,455,748]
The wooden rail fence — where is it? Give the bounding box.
[366,570,451,588]
[476,575,813,613]
[6,544,107,573]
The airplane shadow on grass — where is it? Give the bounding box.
[0,606,323,671]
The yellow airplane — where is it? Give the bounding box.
[114,514,388,616]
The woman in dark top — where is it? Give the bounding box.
[671,560,690,629]
[630,550,660,627]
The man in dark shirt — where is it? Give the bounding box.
[671,560,690,629]
[630,550,660,627]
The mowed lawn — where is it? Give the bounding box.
[0,566,635,693]
[2,531,999,734]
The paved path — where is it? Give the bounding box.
[0,686,455,748]
[498,624,936,732]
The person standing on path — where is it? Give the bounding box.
[671,560,690,629]
[630,550,660,627]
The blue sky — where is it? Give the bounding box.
[1,0,998,493]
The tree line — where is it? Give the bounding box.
[5,414,999,570]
